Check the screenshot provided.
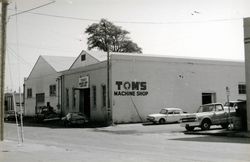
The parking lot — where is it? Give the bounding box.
[1,122,250,162]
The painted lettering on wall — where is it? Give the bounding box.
[114,81,148,96]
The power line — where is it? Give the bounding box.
[8,9,242,25]
[6,46,33,67]
[9,0,56,18]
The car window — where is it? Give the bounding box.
[174,111,180,114]
[197,105,215,112]
[215,105,223,111]
[168,111,174,114]
[160,109,167,114]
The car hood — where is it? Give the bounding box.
[147,113,166,118]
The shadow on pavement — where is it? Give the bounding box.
[170,135,250,144]
[142,122,179,126]
[4,120,108,129]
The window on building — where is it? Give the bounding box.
[66,88,69,107]
[102,85,106,107]
[238,84,246,94]
[49,85,56,96]
[72,89,76,108]
[27,88,32,98]
[92,86,97,108]
[81,54,86,61]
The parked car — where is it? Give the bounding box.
[62,112,89,127]
[180,103,233,131]
[146,108,185,124]
[4,110,20,121]
[35,106,59,122]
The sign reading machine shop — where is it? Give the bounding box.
[114,81,148,96]
[78,76,89,88]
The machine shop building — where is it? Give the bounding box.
[60,50,246,124]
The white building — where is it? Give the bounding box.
[61,50,246,124]
[24,55,75,116]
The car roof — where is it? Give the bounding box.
[162,108,182,111]
[202,103,223,106]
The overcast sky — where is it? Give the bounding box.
[5,0,250,91]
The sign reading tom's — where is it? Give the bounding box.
[114,81,148,96]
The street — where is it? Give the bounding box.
[1,122,250,162]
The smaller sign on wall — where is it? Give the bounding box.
[79,76,89,88]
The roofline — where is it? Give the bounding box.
[69,50,100,70]
[26,55,41,80]
[26,55,58,80]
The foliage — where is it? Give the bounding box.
[85,19,142,53]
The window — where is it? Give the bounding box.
[81,54,86,61]
[66,88,69,107]
[92,86,97,108]
[72,89,76,108]
[215,105,223,111]
[238,84,246,94]
[102,85,106,107]
[174,111,181,114]
[49,85,56,96]
[27,88,32,98]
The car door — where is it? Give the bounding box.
[166,110,175,122]
[213,104,227,124]
[173,110,182,122]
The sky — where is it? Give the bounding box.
[5,0,250,91]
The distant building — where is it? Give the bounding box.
[4,92,23,113]
[23,55,75,116]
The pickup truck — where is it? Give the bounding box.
[181,103,233,131]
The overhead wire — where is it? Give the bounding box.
[7,9,242,25]
[7,46,33,68]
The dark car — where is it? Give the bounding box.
[62,112,89,127]
[36,106,59,122]
[4,110,20,121]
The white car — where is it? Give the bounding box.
[146,108,184,124]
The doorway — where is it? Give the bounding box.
[79,88,90,118]
[202,93,216,105]
[36,93,45,114]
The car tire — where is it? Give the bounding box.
[185,125,195,131]
[64,121,69,128]
[221,123,229,129]
[159,118,166,124]
[201,119,211,130]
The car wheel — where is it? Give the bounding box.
[201,119,211,130]
[185,125,195,131]
[221,123,229,129]
[159,118,166,124]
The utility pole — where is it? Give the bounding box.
[0,0,8,141]
[103,21,112,125]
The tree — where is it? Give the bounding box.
[85,19,142,53]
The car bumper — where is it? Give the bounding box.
[180,121,200,127]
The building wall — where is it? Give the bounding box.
[24,57,61,116]
[244,18,250,131]
[62,62,108,122]
[111,55,245,123]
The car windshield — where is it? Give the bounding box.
[224,102,236,107]
[197,105,214,113]
[160,109,168,114]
